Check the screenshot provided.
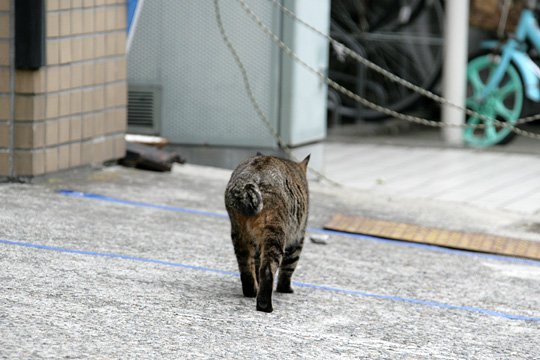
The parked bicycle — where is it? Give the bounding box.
[466,0,540,146]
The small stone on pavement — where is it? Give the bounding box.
[310,234,329,245]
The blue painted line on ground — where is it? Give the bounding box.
[57,189,228,219]
[309,228,540,267]
[291,281,540,322]
[1,237,538,322]
[0,238,238,277]
[56,189,540,267]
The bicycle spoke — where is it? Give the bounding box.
[466,118,481,133]
[485,120,498,139]
[495,101,515,120]
[497,81,518,100]
[467,70,485,93]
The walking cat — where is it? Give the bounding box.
[224,153,310,313]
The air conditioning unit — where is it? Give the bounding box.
[127,0,330,149]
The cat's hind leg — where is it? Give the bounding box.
[276,237,304,294]
[231,226,258,298]
[254,246,261,285]
[256,226,285,313]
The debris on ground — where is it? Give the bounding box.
[124,134,170,148]
[119,141,185,172]
[310,233,329,245]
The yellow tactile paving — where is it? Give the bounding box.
[325,214,540,261]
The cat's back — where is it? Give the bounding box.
[225,154,309,221]
[232,155,306,190]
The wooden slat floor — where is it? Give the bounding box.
[325,213,540,260]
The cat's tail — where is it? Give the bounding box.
[227,182,263,216]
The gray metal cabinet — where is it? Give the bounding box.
[127,0,330,148]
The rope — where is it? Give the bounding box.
[213,0,341,186]
[215,0,540,188]
[254,0,540,140]
[268,0,540,127]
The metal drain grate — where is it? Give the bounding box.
[127,85,161,135]
[325,214,540,260]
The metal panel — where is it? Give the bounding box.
[280,0,330,146]
[127,0,330,148]
[128,0,281,147]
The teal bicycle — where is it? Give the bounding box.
[466,0,540,147]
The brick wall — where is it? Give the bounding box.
[0,0,127,179]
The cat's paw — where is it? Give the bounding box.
[276,284,294,294]
[241,273,258,297]
[242,287,257,298]
[256,298,273,313]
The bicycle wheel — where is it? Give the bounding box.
[329,0,444,120]
[464,53,523,147]
[331,0,426,33]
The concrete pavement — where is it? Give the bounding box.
[0,164,539,359]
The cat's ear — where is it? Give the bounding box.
[256,151,264,156]
[299,154,310,172]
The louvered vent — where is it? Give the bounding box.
[127,86,161,134]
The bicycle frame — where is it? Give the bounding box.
[479,7,540,102]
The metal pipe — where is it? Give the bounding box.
[441,0,469,145]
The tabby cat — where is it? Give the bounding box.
[224,153,310,313]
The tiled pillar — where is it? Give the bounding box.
[0,0,127,180]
